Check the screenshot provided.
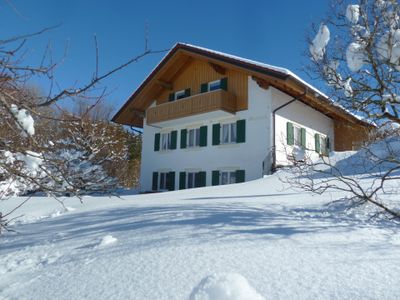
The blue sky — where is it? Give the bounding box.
[0,0,330,116]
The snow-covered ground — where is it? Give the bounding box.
[1,166,400,299]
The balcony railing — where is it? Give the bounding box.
[146,89,237,124]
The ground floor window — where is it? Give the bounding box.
[152,171,175,191]
[220,171,236,185]
[179,171,206,189]
[212,169,245,186]
[187,172,196,188]
[315,133,330,156]
[159,172,168,190]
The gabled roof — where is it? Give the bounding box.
[112,43,371,128]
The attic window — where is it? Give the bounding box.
[208,80,221,91]
[175,90,186,100]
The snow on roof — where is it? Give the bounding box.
[114,42,371,126]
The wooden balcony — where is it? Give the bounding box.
[146,89,237,125]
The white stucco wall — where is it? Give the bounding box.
[270,87,335,166]
[139,77,335,191]
[139,76,272,192]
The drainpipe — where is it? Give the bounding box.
[271,90,307,173]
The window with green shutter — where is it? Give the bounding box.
[200,126,207,147]
[154,133,160,151]
[167,172,175,191]
[195,171,206,187]
[152,172,158,190]
[220,77,228,91]
[185,88,191,98]
[236,170,245,183]
[287,122,294,145]
[171,130,177,149]
[200,83,208,93]
[212,123,221,145]
[301,128,306,148]
[179,172,186,190]
[212,170,220,186]
[236,119,246,143]
[180,129,187,149]
[314,133,320,153]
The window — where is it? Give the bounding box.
[179,171,206,189]
[315,134,329,155]
[208,80,221,91]
[175,90,186,100]
[159,172,168,190]
[294,126,302,146]
[287,122,305,148]
[221,123,237,144]
[188,128,200,148]
[201,78,227,93]
[187,172,196,188]
[220,171,236,185]
[161,132,172,150]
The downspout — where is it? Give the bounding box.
[271,90,307,173]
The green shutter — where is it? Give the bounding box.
[185,88,191,98]
[169,92,175,102]
[200,83,208,93]
[152,172,158,190]
[236,170,245,183]
[171,130,177,150]
[236,119,246,143]
[287,122,294,145]
[179,172,186,190]
[195,171,206,187]
[200,126,208,147]
[314,133,320,153]
[220,77,228,91]
[180,129,187,149]
[167,171,175,191]
[326,137,331,151]
[212,123,221,145]
[301,128,306,148]
[212,170,220,186]
[154,133,160,151]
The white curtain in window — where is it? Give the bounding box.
[222,124,229,144]
[221,172,228,185]
[230,123,237,143]
[229,171,236,184]
[188,129,194,147]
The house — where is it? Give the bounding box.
[112,43,371,192]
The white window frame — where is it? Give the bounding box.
[161,132,172,151]
[175,90,186,100]
[187,172,196,189]
[221,122,237,144]
[220,171,236,185]
[319,135,328,155]
[159,172,168,190]
[208,79,221,92]
[293,125,303,147]
[187,128,200,148]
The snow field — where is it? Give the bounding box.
[0,167,400,299]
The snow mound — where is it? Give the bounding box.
[189,273,265,300]
[97,235,118,248]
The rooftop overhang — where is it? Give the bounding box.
[112,43,372,129]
